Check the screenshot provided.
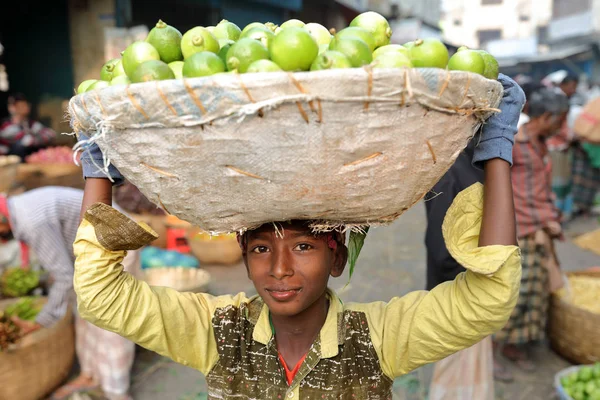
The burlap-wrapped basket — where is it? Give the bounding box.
[69,68,502,233]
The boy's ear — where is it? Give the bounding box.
[330,245,348,278]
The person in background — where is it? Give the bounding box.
[494,87,569,370]
[0,187,137,400]
[544,73,580,220]
[0,93,56,160]
[570,85,600,217]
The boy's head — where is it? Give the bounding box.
[239,221,348,317]
[527,88,569,136]
[7,93,31,119]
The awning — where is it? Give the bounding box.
[497,44,593,68]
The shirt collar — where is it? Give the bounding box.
[249,288,344,359]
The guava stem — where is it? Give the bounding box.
[106,65,115,72]
[192,35,205,47]
[415,39,424,46]
[156,19,167,29]
[386,27,392,38]
[228,57,240,70]
[458,46,469,51]
[329,27,336,35]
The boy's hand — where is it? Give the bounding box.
[78,133,124,185]
[472,74,526,169]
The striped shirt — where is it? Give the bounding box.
[512,127,561,239]
[7,187,83,326]
[0,119,56,155]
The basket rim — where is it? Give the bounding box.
[71,67,501,103]
[551,270,600,318]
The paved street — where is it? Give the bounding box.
[129,203,600,400]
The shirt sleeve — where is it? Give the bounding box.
[28,121,56,146]
[25,224,76,327]
[73,203,242,374]
[364,183,521,379]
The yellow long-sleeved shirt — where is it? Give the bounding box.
[73,183,521,399]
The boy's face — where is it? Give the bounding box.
[244,223,346,318]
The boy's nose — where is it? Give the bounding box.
[270,249,294,279]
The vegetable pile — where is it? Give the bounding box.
[559,363,600,400]
[0,268,40,298]
[0,297,42,350]
[556,275,600,314]
[25,146,79,164]
[77,12,499,93]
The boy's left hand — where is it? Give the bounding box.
[472,74,526,169]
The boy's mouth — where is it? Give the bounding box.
[265,288,302,301]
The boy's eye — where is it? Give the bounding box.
[251,246,269,254]
[293,243,313,252]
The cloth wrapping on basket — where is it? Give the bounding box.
[69,69,503,234]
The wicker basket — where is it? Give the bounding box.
[143,267,211,292]
[549,270,600,365]
[0,155,20,193]
[187,228,243,265]
[0,298,75,400]
[16,163,84,190]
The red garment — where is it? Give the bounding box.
[511,128,561,238]
[278,352,307,386]
[0,119,56,155]
[0,194,30,267]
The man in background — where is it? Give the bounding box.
[0,93,55,160]
[0,187,137,400]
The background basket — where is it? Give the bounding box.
[0,155,20,193]
[0,298,75,400]
[70,68,502,234]
[187,228,242,265]
[549,270,600,365]
[554,365,581,400]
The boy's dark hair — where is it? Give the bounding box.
[528,88,569,118]
[7,93,28,105]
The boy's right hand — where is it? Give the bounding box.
[78,133,124,185]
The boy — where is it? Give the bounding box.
[495,87,569,370]
[74,75,524,398]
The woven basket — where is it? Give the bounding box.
[188,236,242,265]
[143,267,211,292]
[16,163,84,190]
[0,298,75,400]
[549,270,600,365]
[0,155,20,193]
[69,68,502,234]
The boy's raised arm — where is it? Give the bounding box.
[362,75,525,378]
[74,142,223,374]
